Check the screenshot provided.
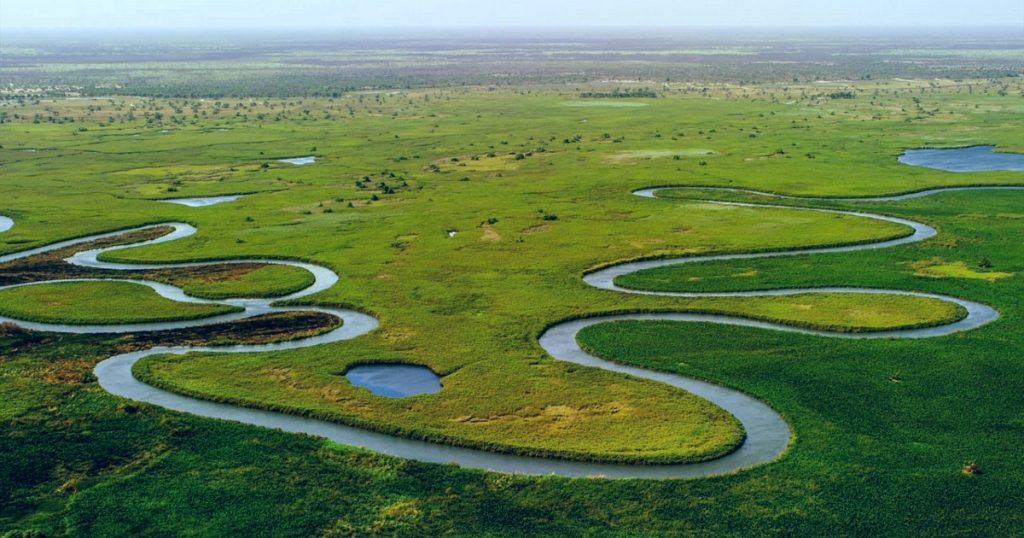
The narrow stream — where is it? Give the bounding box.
[0,169,1015,479]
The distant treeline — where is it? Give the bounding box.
[579,88,658,99]
[3,33,1023,98]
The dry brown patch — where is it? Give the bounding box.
[380,326,416,344]
[38,358,94,384]
[521,224,550,235]
[481,224,501,241]
[319,386,346,403]
[629,238,666,248]
[962,461,983,476]
[263,366,296,383]
[450,402,631,431]
[151,263,265,285]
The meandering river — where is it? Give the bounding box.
[0,160,1019,478]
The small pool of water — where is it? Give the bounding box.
[345,363,442,397]
[160,195,242,207]
[0,216,13,233]
[278,156,317,165]
[899,145,1024,172]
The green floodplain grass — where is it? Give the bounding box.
[1,78,1023,535]
[0,281,240,324]
[167,263,315,299]
[128,292,961,463]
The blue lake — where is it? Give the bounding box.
[345,364,442,397]
[899,145,1024,172]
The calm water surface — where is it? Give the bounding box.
[346,364,442,397]
[899,145,1024,172]
[278,156,317,165]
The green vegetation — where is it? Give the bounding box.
[1,70,1023,535]
[605,148,716,163]
[0,281,239,324]
[166,263,315,299]
[134,348,745,464]
[571,315,1024,536]
[580,88,659,99]
[674,293,965,333]
[3,31,1021,98]
[561,100,649,108]
[909,258,1014,282]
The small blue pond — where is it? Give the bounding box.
[278,156,317,165]
[345,364,442,398]
[160,195,242,207]
[899,145,1024,172]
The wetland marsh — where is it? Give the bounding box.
[1,33,1023,535]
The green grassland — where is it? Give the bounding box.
[1,77,1023,535]
[0,281,240,324]
[164,263,315,299]
[128,292,965,464]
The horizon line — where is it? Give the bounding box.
[3,23,1023,31]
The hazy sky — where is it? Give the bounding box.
[2,0,1022,30]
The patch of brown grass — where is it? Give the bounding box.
[521,224,551,235]
[480,224,501,241]
[962,461,983,476]
[38,358,95,385]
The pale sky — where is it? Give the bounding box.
[1,0,1022,30]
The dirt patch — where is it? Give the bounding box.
[480,224,501,242]
[521,224,550,235]
[37,358,95,384]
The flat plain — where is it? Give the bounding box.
[1,35,1024,535]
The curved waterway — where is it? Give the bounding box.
[0,183,1009,478]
